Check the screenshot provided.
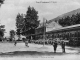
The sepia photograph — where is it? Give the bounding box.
[0,0,80,60]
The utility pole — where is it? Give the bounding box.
[43,18,46,46]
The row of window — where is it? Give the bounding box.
[35,30,80,40]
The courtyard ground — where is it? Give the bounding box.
[0,42,80,60]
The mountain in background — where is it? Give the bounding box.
[48,8,80,24]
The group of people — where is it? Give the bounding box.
[53,38,66,53]
[14,38,29,47]
[14,35,29,47]
[14,35,66,53]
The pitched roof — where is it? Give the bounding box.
[47,24,80,33]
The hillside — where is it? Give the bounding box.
[48,8,80,23]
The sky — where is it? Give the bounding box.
[0,0,80,37]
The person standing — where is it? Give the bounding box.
[23,37,29,47]
[14,35,18,46]
[53,39,58,53]
[25,39,29,47]
[14,40,17,46]
[61,40,66,53]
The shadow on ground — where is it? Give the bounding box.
[0,51,71,57]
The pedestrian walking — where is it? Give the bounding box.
[53,39,58,53]
[61,40,66,53]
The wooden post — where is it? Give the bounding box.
[43,18,46,46]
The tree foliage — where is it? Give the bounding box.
[0,29,4,37]
[0,25,5,37]
[10,30,15,37]
[0,0,5,6]
[24,6,39,35]
[10,30,15,40]
[59,13,80,27]
[16,13,25,35]
[0,0,5,40]
[16,6,40,36]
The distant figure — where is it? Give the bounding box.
[14,35,18,46]
[53,39,58,53]
[25,40,29,47]
[14,40,17,46]
[23,38,29,47]
[22,38,25,42]
[61,40,66,53]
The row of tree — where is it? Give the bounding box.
[59,13,80,27]
[16,6,40,37]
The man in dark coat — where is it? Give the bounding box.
[53,40,58,53]
[61,40,65,53]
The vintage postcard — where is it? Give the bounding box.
[0,0,80,60]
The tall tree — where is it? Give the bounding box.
[16,13,25,35]
[10,30,15,41]
[0,25,5,36]
[0,25,5,41]
[0,0,5,41]
[24,6,40,35]
[15,6,40,39]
